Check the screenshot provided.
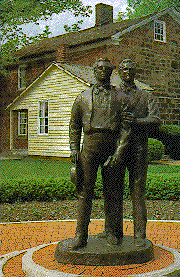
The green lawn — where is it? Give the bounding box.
[0,157,72,180]
[0,157,179,181]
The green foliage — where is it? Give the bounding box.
[0,160,180,203]
[0,177,76,203]
[64,20,84,33]
[117,0,180,20]
[159,124,180,136]
[0,0,92,69]
[156,124,180,160]
[0,158,72,181]
[146,173,180,200]
[0,159,179,203]
[148,138,165,162]
[0,171,179,203]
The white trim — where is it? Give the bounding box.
[38,100,49,135]
[154,20,166,42]
[1,219,180,225]
[6,63,90,110]
[56,63,91,86]
[18,110,28,136]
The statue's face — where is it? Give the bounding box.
[94,60,113,82]
[119,62,136,83]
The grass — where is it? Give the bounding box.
[0,156,180,181]
[0,157,180,222]
[0,157,72,180]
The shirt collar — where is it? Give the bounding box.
[94,84,111,95]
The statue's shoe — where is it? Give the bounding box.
[106,232,123,245]
[69,234,88,250]
[134,237,146,247]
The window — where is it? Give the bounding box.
[39,101,49,134]
[18,65,26,89]
[154,21,166,42]
[18,110,28,135]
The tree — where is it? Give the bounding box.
[124,0,180,19]
[0,0,92,69]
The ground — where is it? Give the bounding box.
[1,199,180,222]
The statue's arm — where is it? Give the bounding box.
[69,94,82,163]
[136,96,162,128]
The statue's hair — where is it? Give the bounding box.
[93,57,115,70]
[119,59,136,69]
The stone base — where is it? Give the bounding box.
[55,235,154,266]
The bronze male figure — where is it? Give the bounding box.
[69,58,125,249]
[105,59,161,246]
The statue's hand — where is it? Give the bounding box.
[121,112,136,126]
[104,153,121,168]
[70,150,80,164]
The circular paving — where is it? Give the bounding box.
[25,242,180,276]
[55,235,154,266]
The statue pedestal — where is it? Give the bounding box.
[55,235,154,266]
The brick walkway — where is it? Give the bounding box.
[1,220,180,276]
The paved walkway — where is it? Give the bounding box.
[1,220,180,256]
[1,220,180,276]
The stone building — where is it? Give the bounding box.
[1,3,180,153]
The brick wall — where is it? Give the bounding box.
[0,111,10,152]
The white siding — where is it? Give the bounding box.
[11,65,89,157]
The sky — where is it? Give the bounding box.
[22,0,128,38]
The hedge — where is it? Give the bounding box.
[148,138,165,162]
[153,124,180,160]
[0,173,179,203]
[159,124,180,136]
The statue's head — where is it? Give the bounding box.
[118,59,136,83]
[93,58,115,83]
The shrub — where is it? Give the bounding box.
[159,124,180,136]
[0,178,77,204]
[0,170,180,203]
[146,173,180,200]
[148,138,165,162]
[157,124,180,160]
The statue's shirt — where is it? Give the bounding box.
[90,86,111,130]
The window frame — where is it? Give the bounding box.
[18,110,28,136]
[38,100,49,135]
[154,20,166,43]
[18,65,26,90]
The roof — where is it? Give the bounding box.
[6,63,90,110]
[15,11,159,59]
[6,62,153,110]
[15,7,180,60]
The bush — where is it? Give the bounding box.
[159,124,180,136]
[157,124,180,160]
[0,177,77,204]
[148,138,165,162]
[146,173,180,200]
[0,170,180,203]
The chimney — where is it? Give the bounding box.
[95,3,113,26]
[56,44,68,63]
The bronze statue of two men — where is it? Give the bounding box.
[69,58,161,250]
